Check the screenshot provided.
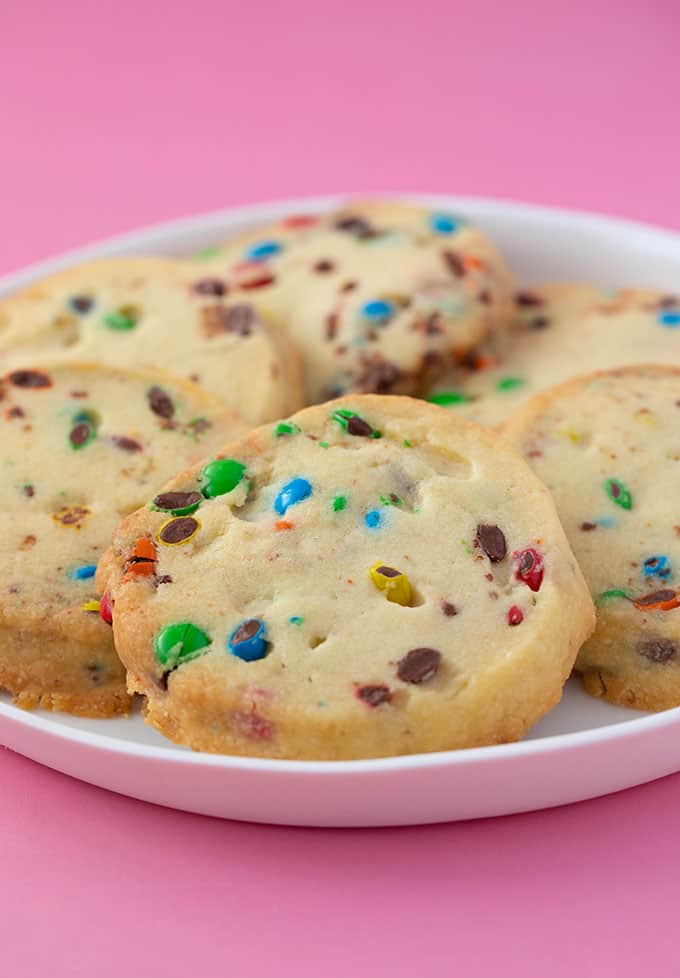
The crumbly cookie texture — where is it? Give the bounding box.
[199,200,515,403]
[101,395,594,759]
[426,285,680,428]
[503,365,680,711]
[0,363,246,717]
[0,257,303,424]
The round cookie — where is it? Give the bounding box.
[503,365,680,711]
[0,362,246,716]
[198,200,516,403]
[426,286,680,428]
[100,395,594,759]
[0,257,303,424]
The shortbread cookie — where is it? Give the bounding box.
[0,363,245,716]
[101,396,594,759]
[0,257,303,424]
[427,286,680,427]
[200,200,515,403]
[504,365,680,711]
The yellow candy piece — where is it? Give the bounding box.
[81,599,101,613]
[369,562,412,606]
[634,408,656,427]
[556,426,585,444]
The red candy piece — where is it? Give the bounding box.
[513,547,544,592]
[99,590,113,625]
[233,710,274,741]
[281,214,318,229]
[507,605,524,626]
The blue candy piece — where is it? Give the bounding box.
[364,509,383,529]
[70,564,97,580]
[274,477,312,516]
[644,555,672,579]
[596,516,617,528]
[658,310,680,327]
[245,240,282,261]
[360,299,395,324]
[228,618,268,661]
[429,212,459,235]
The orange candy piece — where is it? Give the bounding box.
[633,589,680,612]
[124,537,157,578]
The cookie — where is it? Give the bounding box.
[503,365,680,711]
[199,200,515,403]
[426,286,680,427]
[100,395,594,759]
[0,362,246,716]
[0,257,303,424]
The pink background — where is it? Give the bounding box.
[1,1,679,974]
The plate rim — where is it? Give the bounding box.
[1,691,680,774]
[2,191,680,777]
[2,191,679,286]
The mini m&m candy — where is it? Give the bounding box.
[155,622,212,670]
[331,408,381,438]
[228,618,268,661]
[274,477,312,516]
[513,547,544,592]
[369,563,412,606]
[201,458,247,498]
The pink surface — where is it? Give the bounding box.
[1,2,679,975]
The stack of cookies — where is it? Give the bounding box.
[1,200,678,759]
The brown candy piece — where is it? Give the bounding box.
[476,524,507,562]
[443,251,465,277]
[8,369,52,389]
[113,435,143,453]
[356,684,392,707]
[636,638,678,663]
[346,416,374,437]
[148,386,175,419]
[202,303,256,337]
[192,278,227,297]
[397,648,442,684]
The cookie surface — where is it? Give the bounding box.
[101,396,594,759]
[427,286,680,427]
[0,258,303,424]
[503,365,680,711]
[0,363,246,716]
[201,200,515,403]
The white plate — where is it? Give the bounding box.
[2,194,680,827]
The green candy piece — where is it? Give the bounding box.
[403,439,412,447]
[192,246,220,260]
[332,494,348,512]
[318,441,330,449]
[274,421,301,437]
[155,622,211,670]
[496,377,525,392]
[604,478,633,510]
[103,306,140,331]
[426,391,471,406]
[201,458,246,498]
[331,408,381,438]
[595,588,631,606]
